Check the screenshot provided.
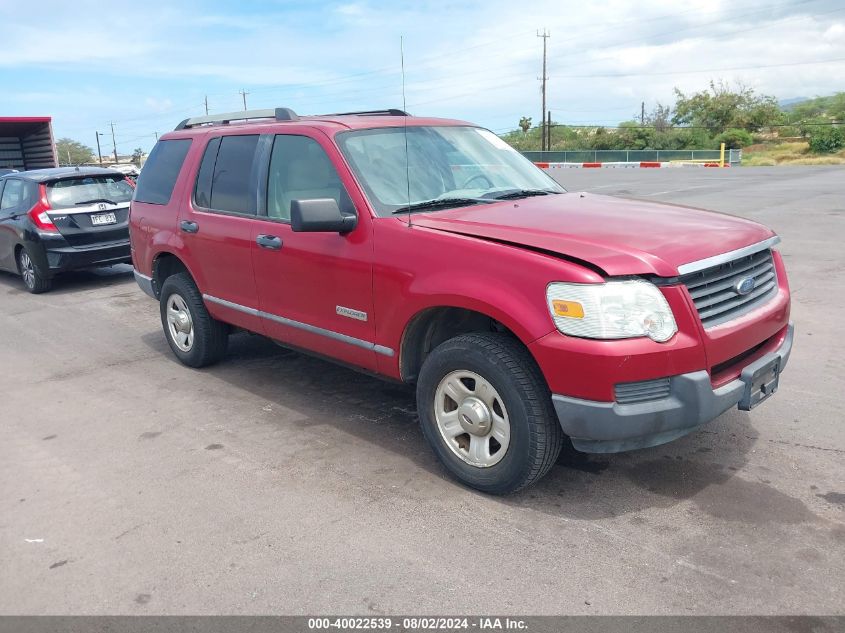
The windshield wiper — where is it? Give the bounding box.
[75,198,119,206]
[488,189,560,200]
[391,197,495,214]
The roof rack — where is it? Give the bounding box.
[174,107,299,131]
[321,109,410,117]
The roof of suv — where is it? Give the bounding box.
[1,166,125,183]
[163,108,473,140]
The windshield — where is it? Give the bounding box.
[46,175,134,209]
[336,126,565,216]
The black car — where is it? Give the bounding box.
[0,167,134,293]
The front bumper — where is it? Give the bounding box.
[553,322,794,453]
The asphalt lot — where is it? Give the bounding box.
[1,166,843,615]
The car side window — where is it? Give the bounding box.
[134,139,192,205]
[194,137,221,209]
[266,135,354,222]
[0,179,24,210]
[206,135,260,214]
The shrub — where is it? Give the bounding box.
[715,128,754,149]
[808,126,844,153]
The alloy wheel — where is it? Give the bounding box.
[20,252,35,289]
[433,370,511,468]
[165,293,194,352]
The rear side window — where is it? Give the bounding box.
[0,179,25,209]
[134,139,192,205]
[204,135,259,214]
[193,137,221,209]
[46,176,134,209]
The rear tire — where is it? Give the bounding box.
[18,248,51,294]
[159,272,228,368]
[416,333,563,495]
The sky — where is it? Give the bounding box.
[1,0,843,156]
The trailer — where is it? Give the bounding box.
[0,117,57,171]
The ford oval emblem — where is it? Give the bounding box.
[735,276,756,296]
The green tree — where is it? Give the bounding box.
[672,81,780,134]
[131,148,145,165]
[714,128,754,149]
[518,117,532,134]
[645,103,672,132]
[55,138,95,165]
[808,126,844,153]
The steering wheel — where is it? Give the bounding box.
[461,173,494,189]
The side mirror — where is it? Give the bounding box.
[290,198,357,234]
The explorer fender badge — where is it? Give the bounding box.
[336,305,368,321]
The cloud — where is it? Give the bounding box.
[0,0,842,147]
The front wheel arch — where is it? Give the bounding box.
[399,304,542,384]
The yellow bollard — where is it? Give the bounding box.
[720,142,725,168]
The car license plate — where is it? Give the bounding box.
[739,356,780,411]
[91,212,117,226]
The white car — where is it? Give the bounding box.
[108,164,140,177]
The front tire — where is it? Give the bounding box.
[416,333,563,494]
[159,273,228,368]
[18,248,51,294]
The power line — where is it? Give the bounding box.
[56,0,840,143]
[553,56,845,79]
[94,0,839,131]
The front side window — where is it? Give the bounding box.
[266,134,353,221]
[0,178,24,209]
[336,126,564,216]
[46,176,134,209]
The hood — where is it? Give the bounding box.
[409,192,775,277]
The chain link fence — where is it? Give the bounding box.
[522,149,742,165]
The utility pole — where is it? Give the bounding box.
[641,101,645,126]
[204,95,209,115]
[154,131,158,140]
[109,122,118,164]
[239,89,249,111]
[95,132,103,166]
[547,110,552,151]
[537,30,550,152]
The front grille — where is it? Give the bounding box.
[615,378,671,404]
[681,249,778,328]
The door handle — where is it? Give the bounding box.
[180,220,199,233]
[256,234,283,250]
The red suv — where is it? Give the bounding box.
[129,108,792,494]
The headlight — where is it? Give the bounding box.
[546,280,677,342]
